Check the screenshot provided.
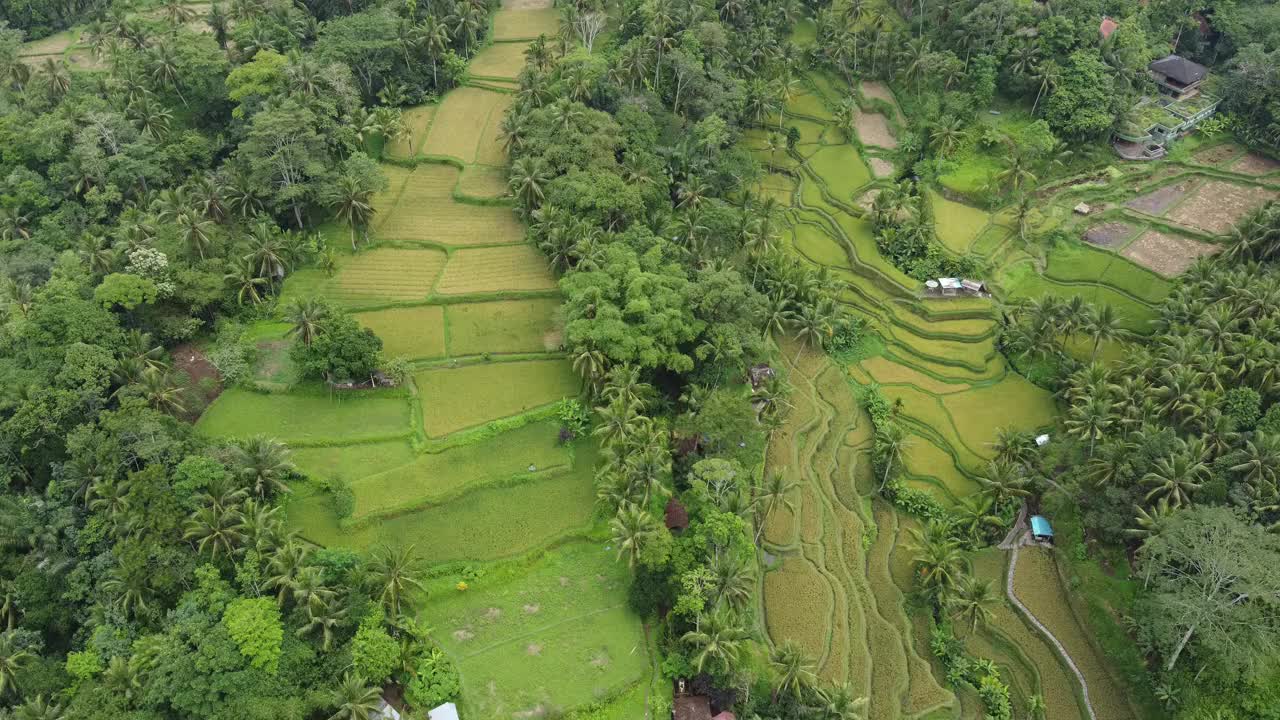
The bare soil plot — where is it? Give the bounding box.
[868,157,894,178]
[1124,179,1197,215]
[859,80,902,121]
[467,42,531,81]
[493,8,560,40]
[384,105,436,160]
[435,244,558,294]
[422,88,508,163]
[1192,143,1244,167]
[1166,180,1278,235]
[457,165,510,199]
[1082,221,1137,248]
[854,110,896,149]
[1122,230,1220,277]
[1231,152,1280,176]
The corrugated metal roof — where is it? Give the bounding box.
[1030,515,1054,537]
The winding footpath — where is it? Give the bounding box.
[1000,510,1099,720]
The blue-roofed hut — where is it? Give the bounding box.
[1030,515,1054,543]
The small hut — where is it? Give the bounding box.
[1030,515,1055,543]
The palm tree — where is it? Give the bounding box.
[101,655,142,704]
[975,460,1030,507]
[610,503,659,569]
[184,504,246,559]
[593,397,642,447]
[101,569,150,619]
[268,540,311,605]
[814,683,868,720]
[946,574,997,632]
[681,609,748,675]
[298,598,347,652]
[160,0,197,25]
[1083,304,1126,360]
[226,257,268,305]
[328,674,382,720]
[1142,453,1206,508]
[14,694,67,720]
[996,151,1037,194]
[0,631,34,697]
[509,156,551,215]
[752,471,798,544]
[954,494,1003,541]
[792,301,835,362]
[1064,395,1114,457]
[286,298,329,347]
[1231,433,1280,495]
[230,436,295,499]
[39,58,70,102]
[930,116,966,157]
[367,544,426,619]
[708,554,754,612]
[908,523,964,600]
[1125,498,1176,541]
[328,175,375,251]
[415,15,450,87]
[770,639,816,703]
[148,42,187,106]
[290,565,337,615]
[208,4,230,48]
[138,367,187,415]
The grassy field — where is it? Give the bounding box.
[415,359,581,436]
[468,41,532,80]
[457,164,511,199]
[197,387,411,443]
[384,105,436,160]
[931,192,992,254]
[422,541,649,717]
[377,165,525,246]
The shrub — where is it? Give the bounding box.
[556,398,590,440]
[1221,387,1262,430]
[291,309,383,382]
[404,648,460,709]
[351,610,399,683]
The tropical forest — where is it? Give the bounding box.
[0,0,1279,718]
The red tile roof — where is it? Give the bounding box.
[1100,16,1118,40]
[664,497,690,531]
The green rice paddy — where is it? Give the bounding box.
[197,9,650,715]
[754,69,1154,720]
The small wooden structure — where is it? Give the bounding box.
[1030,515,1055,543]
[928,278,988,298]
[747,363,775,389]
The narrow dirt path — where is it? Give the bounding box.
[1004,536,1098,720]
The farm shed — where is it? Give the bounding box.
[1031,515,1054,542]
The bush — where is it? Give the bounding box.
[351,610,399,683]
[291,309,383,382]
[207,322,255,386]
[404,648,460,709]
[556,398,590,440]
[1221,387,1262,430]
[222,598,283,674]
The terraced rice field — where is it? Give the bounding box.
[199,8,650,715]
[755,69,1157,720]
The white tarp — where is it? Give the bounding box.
[428,703,460,720]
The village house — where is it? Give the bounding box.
[1113,54,1220,160]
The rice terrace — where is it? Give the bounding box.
[5,0,1280,718]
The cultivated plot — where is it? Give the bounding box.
[492,8,560,40]
[378,167,524,246]
[422,87,509,163]
[445,297,562,355]
[384,105,436,160]
[355,305,447,360]
[466,41,530,80]
[287,457,597,560]
[197,387,411,443]
[1121,230,1220,277]
[1165,179,1277,235]
[414,358,581,436]
[1230,152,1280,176]
[348,421,570,521]
[435,244,558,294]
[456,164,510,199]
[282,248,448,307]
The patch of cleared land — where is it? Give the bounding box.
[422,87,509,163]
[855,109,896,149]
[466,41,531,80]
[1125,179,1196,216]
[1230,152,1280,176]
[1166,179,1277,235]
[493,8,559,39]
[1121,230,1220,277]
[1082,221,1137,248]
